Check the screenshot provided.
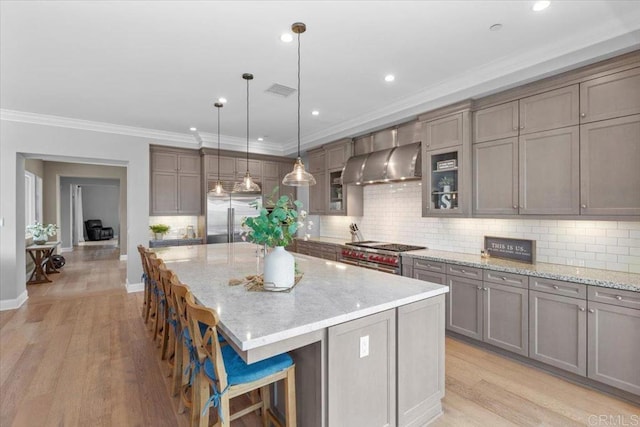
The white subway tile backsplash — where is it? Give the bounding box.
[318,181,640,274]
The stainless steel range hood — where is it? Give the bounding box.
[342,142,421,185]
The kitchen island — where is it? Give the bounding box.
[154,242,449,427]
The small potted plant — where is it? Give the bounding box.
[242,189,303,289]
[149,224,170,240]
[27,222,59,245]
[438,176,454,193]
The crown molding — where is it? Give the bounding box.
[198,131,287,156]
[0,109,197,146]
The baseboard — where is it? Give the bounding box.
[0,290,29,311]
[60,247,73,253]
[126,279,144,293]
[119,254,127,261]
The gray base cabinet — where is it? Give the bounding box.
[587,301,640,395]
[529,290,587,375]
[446,276,483,340]
[328,309,396,427]
[483,282,528,356]
[397,296,445,427]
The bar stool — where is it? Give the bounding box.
[159,265,180,362]
[137,245,153,323]
[147,255,166,343]
[185,295,297,427]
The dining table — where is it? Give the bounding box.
[154,242,449,427]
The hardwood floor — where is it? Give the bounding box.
[1,245,637,426]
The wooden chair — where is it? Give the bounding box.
[185,295,297,427]
[173,282,198,415]
[147,255,166,343]
[137,245,153,323]
[159,265,180,362]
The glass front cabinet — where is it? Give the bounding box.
[420,107,471,217]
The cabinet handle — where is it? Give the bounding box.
[512,127,518,131]
[588,309,595,313]
[461,269,466,273]
[616,295,623,301]
[513,205,518,209]
[477,286,482,290]
[579,307,585,312]
[483,287,488,291]
[580,113,586,118]
[501,276,507,281]
[519,126,524,130]
[581,204,587,209]
[553,285,559,290]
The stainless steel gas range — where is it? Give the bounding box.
[339,241,426,275]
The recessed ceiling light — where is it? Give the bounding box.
[218,97,227,104]
[532,1,550,11]
[384,74,395,82]
[311,110,319,116]
[257,137,264,141]
[489,23,503,31]
[280,33,293,43]
[189,127,197,132]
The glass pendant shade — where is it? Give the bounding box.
[283,22,316,187]
[282,157,316,186]
[211,180,226,196]
[233,171,261,193]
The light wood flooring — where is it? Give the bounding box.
[1,245,638,426]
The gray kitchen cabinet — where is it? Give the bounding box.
[397,295,445,427]
[518,126,580,215]
[328,309,396,427]
[206,154,236,176]
[473,137,519,215]
[473,101,519,143]
[423,145,470,216]
[308,149,326,173]
[325,139,351,170]
[446,275,483,340]
[278,161,298,200]
[235,158,262,179]
[483,282,528,356]
[414,269,447,285]
[150,148,202,215]
[529,290,587,376]
[262,160,279,178]
[529,276,587,299]
[580,67,640,124]
[580,114,640,216]
[587,300,640,395]
[309,171,326,215]
[423,112,464,150]
[518,85,579,135]
[262,177,280,206]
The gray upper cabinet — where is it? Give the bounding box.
[587,300,640,395]
[529,290,587,376]
[150,148,202,215]
[473,101,519,143]
[519,85,579,135]
[326,139,351,169]
[423,113,464,150]
[580,114,640,216]
[235,158,262,179]
[262,160,279,178]
[518,126,580,215]
[309,171,326,215]
[473,137,518,215]
[308,149,326,173]
[580,67,640,124]
[207,155,236,176]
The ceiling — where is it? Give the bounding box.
[1,1,639,156]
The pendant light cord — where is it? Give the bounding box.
[246,77,250,170]
[217,106,221,182]
[297,30,301,158]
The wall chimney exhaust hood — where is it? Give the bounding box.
[342,142,421,185]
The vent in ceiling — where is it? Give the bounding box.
[265,83,296,98]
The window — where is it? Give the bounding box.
[24,171,43,233]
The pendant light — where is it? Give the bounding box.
[282,22,316,187]
[209,102,227,196]
[233,73,261,193]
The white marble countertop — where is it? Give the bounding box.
[153,242,448,352]
[403,248,640,292]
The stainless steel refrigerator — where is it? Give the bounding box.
[206,193,262,244]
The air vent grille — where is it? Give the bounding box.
[265,83,296,98]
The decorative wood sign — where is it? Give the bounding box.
[436,159,457,170]
[484,236,536,264]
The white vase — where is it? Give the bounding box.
[442,185,451,193]
[263,246,295,289]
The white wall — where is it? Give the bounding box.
[320,181,640,274]
[0,120,154,306]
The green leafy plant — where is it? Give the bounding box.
[438,176,454,188]
[149,224,170,234]
[242,188,304,248]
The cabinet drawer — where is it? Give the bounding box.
[529,277,586,299]
[446,264,482,280]
[588,286,640,310]
[414,269,447,285]
[413,258,446,273]
[483,270,528,289]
